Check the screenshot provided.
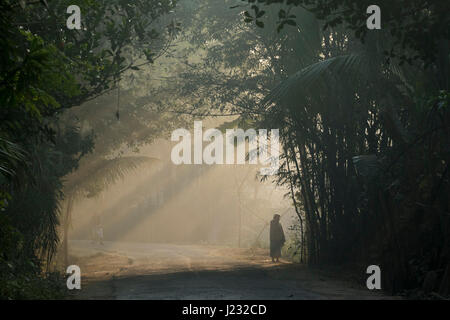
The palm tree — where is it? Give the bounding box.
[60,156,160,266]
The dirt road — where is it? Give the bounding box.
[68,240,393,300]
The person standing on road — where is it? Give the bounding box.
[269,214,285,263]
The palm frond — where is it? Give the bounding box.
[64,156,160,199]
[263,53,370,107]
[0,137,27,178]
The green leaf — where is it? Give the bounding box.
[256,20,264,28]
[285,19,296,26]
[256,10,265,18]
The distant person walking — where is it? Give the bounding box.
[91,214,104,245]
[96,223,104,245]
[270,214,285,262]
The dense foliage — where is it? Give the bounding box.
[242,0,450,66]
[0,0,176,299]
[167,0,449,296]
[244,0,450,296]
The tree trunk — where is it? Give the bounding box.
[62,195,74,268]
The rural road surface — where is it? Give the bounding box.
[68,240,392,300]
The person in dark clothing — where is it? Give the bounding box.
[270,214,285,262]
